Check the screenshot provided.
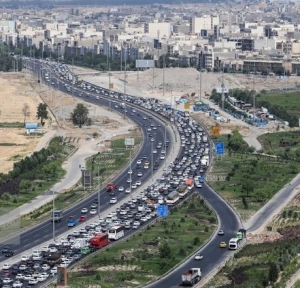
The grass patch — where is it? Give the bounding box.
[0,143,26,146]
[257,91,300,119]
[258,131,300,155]
[68,194,216,288]
[208,132,300,220]
[0,122,24,128]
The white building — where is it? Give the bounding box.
[144,21,171,39]
[190,15,219,34]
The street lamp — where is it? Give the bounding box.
[97,165,101,218]
[151,140,154,180]
[52,190,55,242]
[129,148,132,199]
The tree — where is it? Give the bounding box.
[159,241,172,259]
[71,103,89,128]
[19,179,32,193]
[241,178,254,196]
[268,262,279,283]
[36,103,48,126]
[22,103,30,125]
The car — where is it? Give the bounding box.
[110,198,117,204]
[194,253,203,260]
[137,159,142,165]
[125,188,131,194]
[132,183,137,189]
[160,155,165,160]
[118,186,124,192]
[1,247,11,254]
[144,164,149,169]
[128,170,132,174]
[219,242,227,248]
[42,264,50,271]
[109,191,115,196]
[136,180,142,186]
[81,208,88,214]
[127,178,132,183]
[91,203,97,209]
[28,278,38,285]
[2,263,11,270]
[50,266,57,275]
[5,250,14,257]
[3,278,13,284]
[218,230,225,236]
[19,264,27,271]
[13,280,23,287]
[153,149,157,154]
[79,215,86,222]
[90,209,97,215]
[137,172,143,177]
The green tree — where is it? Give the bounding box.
[241,178,254,196]
[19,179,32,193]
[159,241,172,259]
[268,262,279,283]
[36,103,48,126]
[71,103,89,128]
[228,130,244,152]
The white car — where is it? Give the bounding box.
[137,159,142,165]
[160,155,165,160]
[21,255,29,261]
[153,149,157,154]
[118,186,124,192]
[194,253,203,260]
[127,178,132,183]
[13,280,23,287]
[81,208,88,214]
[137,172,143,177]
[2,263,11,270]
[15,274,24,280]
[37,275,47,282]
[23,275,33,281]
[136,180,142,186]
[110,198,117,204]
[119,210,127,215]
[144,164,149,169]
[28,278,38,285]
[19,264,27,271]
[42,264,50,271]
[128,170,132,174]
[3,278,13,284]
[125,188,131,194]
[132,183,137,189]
[50,266,57,274]
[90,209,97,215]
[32,255,42,261]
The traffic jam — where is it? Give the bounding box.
[0,64,210,288]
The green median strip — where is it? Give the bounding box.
[67,194,216,288]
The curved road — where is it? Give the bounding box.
[0,60,172,258]
[7,59,242,288]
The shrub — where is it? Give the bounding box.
[193,236,200,245]
[180,217,185,223]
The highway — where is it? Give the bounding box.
[148,184,241,288]
[3,59,242,288]
[0,60,172,258]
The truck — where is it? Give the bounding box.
[68,74,72,81]
[181,268,201,286]
[51,210,63,222]
[106,183,117,193]
[72,239,88,249]
[67,216,77,227]
[76,76,82,83]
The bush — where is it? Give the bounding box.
[180,217,185,223]
[193,236,200,245]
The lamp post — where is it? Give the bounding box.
[52,190,55,242]
[97,166,101,218]
[151,140,154,180]
[129,148,132,199]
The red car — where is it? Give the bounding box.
[79,215,86,222]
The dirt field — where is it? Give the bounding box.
[0,73,56,173]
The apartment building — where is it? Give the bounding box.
[243,59,283,73]
[190,15,219,35]
[144,21,171,39]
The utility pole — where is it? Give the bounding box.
[199,69,202,102]
[109,63,111,110]
[163,54,165,96]
[221,64,225,111]
[253,63,256,122]
[137,48,139,81]
[52,190,55,242]
[124,46,127,95]
[120,44,122,72]
[152,54,154,94]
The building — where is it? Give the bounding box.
[190,15,219,35]
[144,21,171,38]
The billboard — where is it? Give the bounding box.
[136,60,155,68]
[125,138,135,146]
[25,123,38,130]
[216,88,229,94]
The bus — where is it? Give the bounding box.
[228,238,240,250]
[90,233,109,249]
[108,225,125,240]
[177,184,189,198]
[166,191,180,206]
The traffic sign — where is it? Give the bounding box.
[157,205,168,217]
[216,87,229,93]
[184,102,190,110]
[212,126,220,137]
[215,142,225,155]
[109,83,114,89]
[125,138,134,146]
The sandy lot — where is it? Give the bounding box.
[0,73,56,173]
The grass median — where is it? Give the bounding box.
[0,135,142,241]
[67,194,217,288]
[207,132,300,221]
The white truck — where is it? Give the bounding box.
[72,239,88,249]
[181,268,201,286]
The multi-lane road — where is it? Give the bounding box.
[0,60,172,257]
[3,59,242,287]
